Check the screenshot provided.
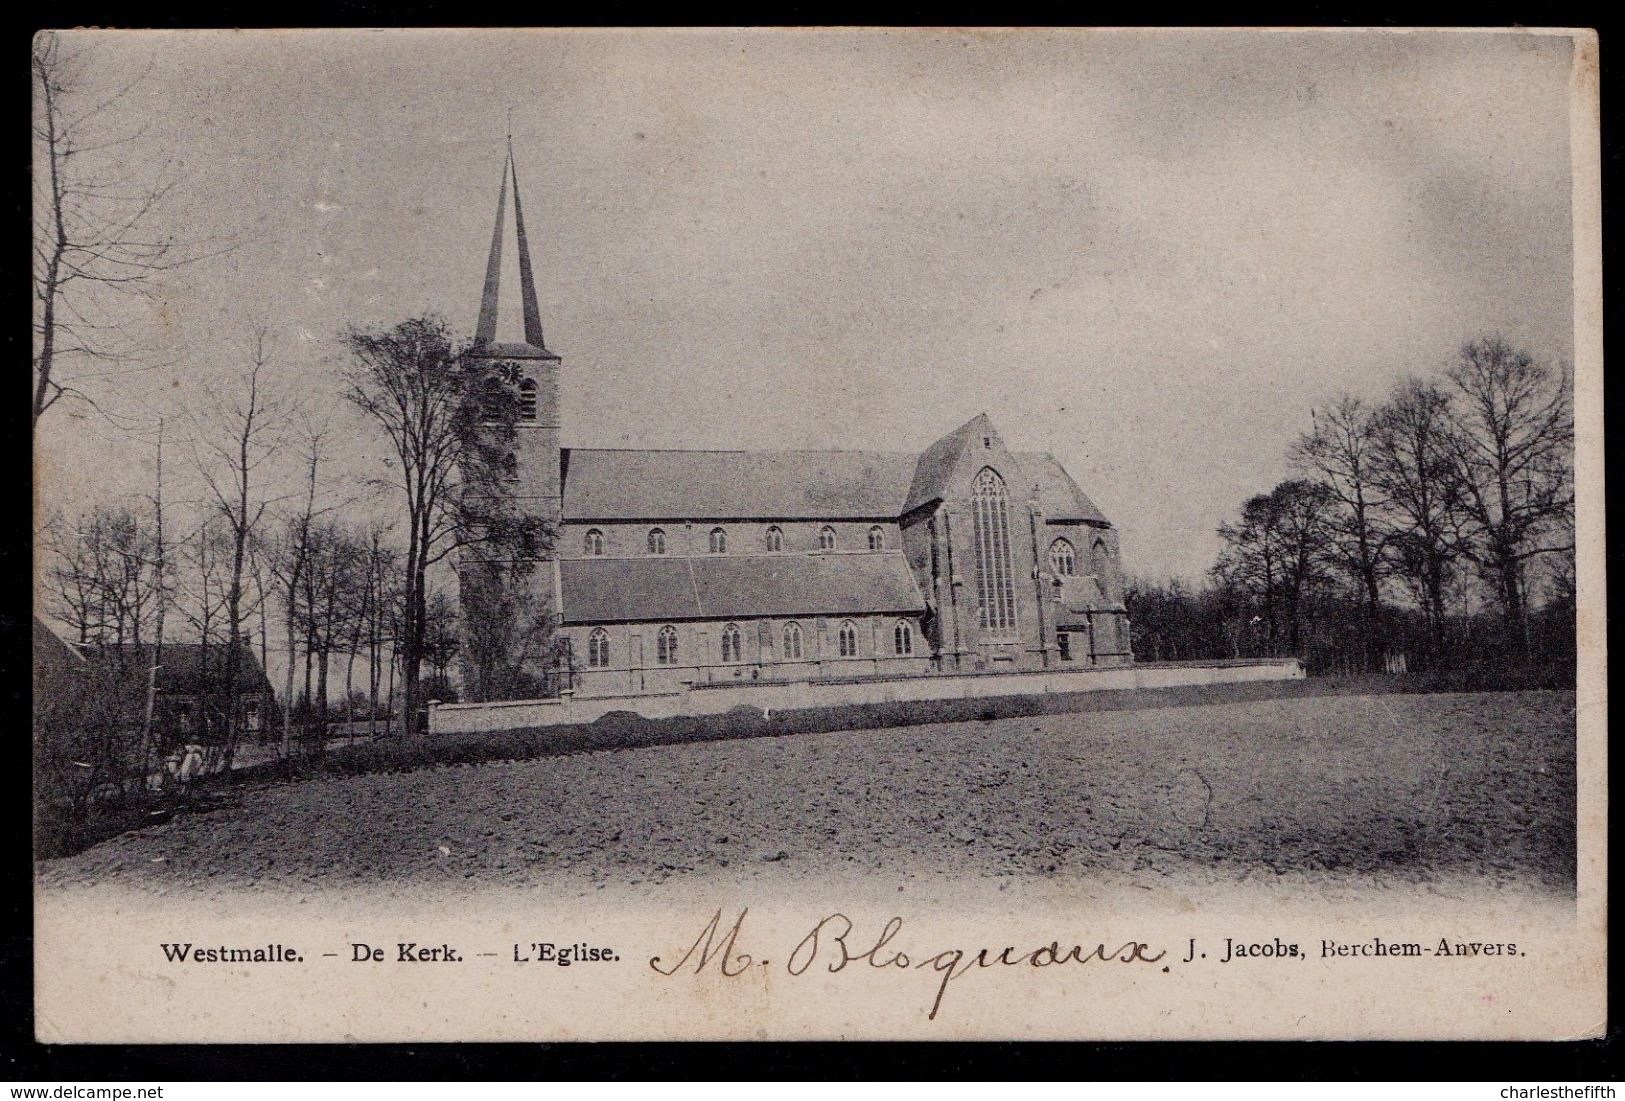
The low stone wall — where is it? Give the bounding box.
[427,658,1305,734]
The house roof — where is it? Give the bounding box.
[99,642,274,697]
[562,449,920,520]
[558,551,927,624]
[33,617,85,695]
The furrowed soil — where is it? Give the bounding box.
[36,691,1577,899]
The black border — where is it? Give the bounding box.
[8,8,1619,1082]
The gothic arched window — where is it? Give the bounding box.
[657,625,679,666]
[782,621,803,660]
[583,529,604,556]
[765,526,783,552]
[588,628,610,668]
[721,623,743,663]
[894,620,913,655]
[838,620,858,658]
[819,526,837,551]
[868,526,884,551]
[647,528,666,555]
[1049,538,1076,576]
[971,468,1019,635]
[518,379,538,421]
[710,527,727,555]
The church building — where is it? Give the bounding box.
[464,151,1132,698]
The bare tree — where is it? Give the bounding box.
[269,423,330,756]
[42,505,165,649]
[1444,336,1575,662]
[1292,395,1390,670]
[1371,378,1466,667]
[31,33,220,426]
[189,329,289,766]
[342,316,547,730]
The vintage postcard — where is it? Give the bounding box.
[31,27,1603,1042]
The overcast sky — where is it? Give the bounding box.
[35,28,1580,585]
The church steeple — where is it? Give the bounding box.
[473,140,551,356]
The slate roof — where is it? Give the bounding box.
[100,642,274,697]
[562,449,920,520]
[551,415,1109,526]
[558,552,927,625]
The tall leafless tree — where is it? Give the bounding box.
[189,329,289,766]
[1292,395,1391,670]
[1371,378,1466,667]
[32,32,219,426]
[1444,336,1575,662]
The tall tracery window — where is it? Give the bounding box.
[1049,538,1076,576]
[819,526,837,551]
[721,623,743,663]
[765,526,783,552]
[588,628,610,668]
[837,620,858,657]
[710,527,728,554]
[656,625,679,665]
[894,620,913,655]
[518,379,538,421]
[583,528,604,556]
[647,528,666,555]
[971,467,1019,635]
[868,526,884,551]
[782,621,804,660]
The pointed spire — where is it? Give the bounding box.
[472,135,550,355]
[509,136,547,350]
[474,149,511,347]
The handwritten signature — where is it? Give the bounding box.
[650,908,1167,1020]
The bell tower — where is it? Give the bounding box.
[467,141,563,532]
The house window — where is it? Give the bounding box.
[583,528,604,556]
[588,628,610,668]
[782,621,803,660]
[1058,632,1072,661]
[765,526,783,552]
[1049,538,1076,576]
[868,526,884,551]
[894,620,913,655]
[647,528,666,555]
[1094,537,1110,562]
[819,526,837,551]
[721,623,743,663]
[518,379,538,421]
[656,625,678,665]
[838,620,858,657]
[710,527,727,554]
[971,467,1019,635]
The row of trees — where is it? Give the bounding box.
[1130,336,1575,678]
